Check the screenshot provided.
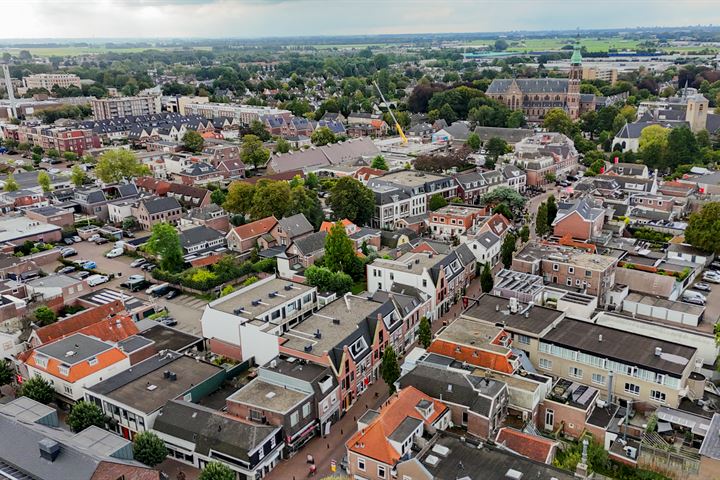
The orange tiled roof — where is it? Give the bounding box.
[319,219,353,232]
[75,315,138,343]
[346,386,448,465]
[427,339,515,374]
[26,343,128,383]
[33,301,125,345]
[495,427,556,464]
[230,216,278,239]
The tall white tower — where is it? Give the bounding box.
[2,64,18,119]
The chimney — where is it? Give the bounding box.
[38,438,61,462]
[598,334,603,342]
[607,371,614,405]
[654,347,662,356]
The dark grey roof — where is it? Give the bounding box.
[413,433,573,480]
[553,197,604,225]
[474,231,501,249]
[542,318,696,376]
[443,122,471,140]
[180,225,225,248]
[389,416,423,443]
[615,121,688,139]
[277,213,313,238]
[463,294,563,336]
[699,414,720,459]
[138,324,202,352]
[292,231,327,256]
[487,78,569,94]
[89,351,182,396]
[154,400,277,462]
[117,335,153,353]
[36,333,113,364]
[116,183,139,198]
[141,196,181,214]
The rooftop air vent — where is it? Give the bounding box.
[304,345,313,353]
[38,438,61,462]
[332,318,340,325]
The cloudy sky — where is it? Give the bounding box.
[0,0,718,39]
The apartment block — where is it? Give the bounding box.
[23,73,81,90]
[91,96,161,120]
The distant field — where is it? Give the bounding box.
[470,36,719,54]
[0,45,213,57]
[310,43,389,50]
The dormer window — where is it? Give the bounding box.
[415,399,434,419]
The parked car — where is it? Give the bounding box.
[147,283,171,296]
[94,237,109,245]
[61,248,77,258]
[157,317,177,327]
[87,274,109,287]
[146,264,157,272]
[72,236,82,243]
[80,260,96,270]
[105,248,123,258]
[123,230,135,238]
[141,263,156,271]
[58,266,76,274]
[683,290,707,302]
[63,238,74,245]
[165,289,180,300]
[76,271,91,279]
[703,272,720,284]
[694,282,712,292]
[709,261,720,271]
[88,234,101,242]
[683,296,706,306]
[130,258,147,268]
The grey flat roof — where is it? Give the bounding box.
[138,324,201,352]
[0,396,55,424]
[36,333,113,364]
[227,378,310,413]
[700,414,720,460]
[542,318,696,376]
[210,277,313,320]
[463,294,563,336]
[89,354,222,414]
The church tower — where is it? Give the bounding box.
[566,43,582,119]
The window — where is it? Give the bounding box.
[290,411,299,427]
[569,367,583,379]
[650,390,666,403]
[88,357,98,366]
[63,385,72,395]
[59,364,70,376]
[624,383,640,396]
[566,278,572,286]
[378,465,386,478]
[516,334,530,345]
[568,267,574,274]
[552,264,559,271]
[302,402,311,418]
[250,409,263,422]
[592,373,606,385]
[357,458,366,471]
[539,358,552,370]
[585,270,592,277]
[422,279,427,288]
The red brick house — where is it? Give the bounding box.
[226,216,278,254]
[216,159,246,179]
[551,198,605,241]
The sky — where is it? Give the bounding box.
[0,0,718,40]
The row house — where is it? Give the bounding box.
[346,120,389,138]
[14,124,100,155]
[131,196,183,231]
[177,162,224,186]
[84,352,224,440]
[513,242,619,305]
[226,216,278,254]
[200,275,319,364]
[345,386,451,480]
[453,169,505,205]
[216,159,246,179]
[285,231,327,268]
[181,204,230,233]
[0,189,48,212]
[511,132,579,186]
[202,143,241,165]
[501,164,527,192]
[536,317,698,409]
[166,182,213,208]
[279,294,406,412]
[367,245,475,319]
[399,362,509,441]
[427,204,485,241]
[153,400,283,480]
[73,183,139,222]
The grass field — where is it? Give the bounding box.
[0,45,213,57]
[469,36,719,54]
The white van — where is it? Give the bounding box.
[87,274,109,287]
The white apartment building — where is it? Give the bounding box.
[23,73,81,90]
[91,95,161,120]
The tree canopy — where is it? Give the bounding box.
[182,130,205,153]
[481,186,526,210]
[146,223,184,272]
[67,401,106,432]
[328,177,374,226]
[199,462,236,480]
[240,134,270,170]
[324,222,359,275]
[371,155,389,170]
[311,126,337,146]
[685,202,720,254]
[429,194,448,211]
[96,149,149,184]
[132,431,168,467]
[380,346,401,395]
[18,375,54,404]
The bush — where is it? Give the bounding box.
[34,306,57,326]
[152,256,276,291]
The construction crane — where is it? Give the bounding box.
[373,80,407,144]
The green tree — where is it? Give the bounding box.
[122,216,137,230]
[224,181,255,214]
[519,225,530,243]
[485,137,509,162]
[311,126,337,146]
[666,126,699,170]
[438,103,457,123]
[199,462,235,480]
[494,39,509,51]
[305,172,320,190]
[328,177,375,225]
[480,262,494,293]
[4,173,19,192]
[96,150,150,183]
[506,110,526,128]
[546,195,558,227]
[536,202,550,237]
[0,359,13,388]
[275,137,291,154]
[493,203,513,220]
[46,148,59,159]
[240,134,270,170]
[249,120,271,141]
[380,346,401,394]
[67,400,106,432]
[37,171,51,192]
[371,155,389,170]
[210,188,227,206]
[18,375,54,404]
[70,165,86,188]
[685,202,720,254]
[249,180,291,220]
[638,125,669,170]
[288,185,323,229]
[500,232,517,268]
[465,132,481,151]
[63,151,78,162]
[481,186,526,210]
[132,431,168,467]
[428,194,448,211]
[418,316,432,348]
[182,130,205,153]
[146,223,184,272]
[543,108,577,137]
[34,306,57,326]
[324,222,357,274]
[305,266,353,294]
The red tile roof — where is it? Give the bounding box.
[229,216,278,240]
[495,427,557,464]
[32,301,126,345]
